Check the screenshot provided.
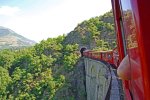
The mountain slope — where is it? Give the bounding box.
[64,10,116,50]
[0,26,36,49]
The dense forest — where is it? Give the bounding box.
[0,35,80,99]
[0,11,116,99]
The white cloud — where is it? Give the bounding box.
[0,6,20,16]
[1,0,112,42]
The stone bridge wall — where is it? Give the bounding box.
[84,58,111,100]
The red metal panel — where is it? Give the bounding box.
[130,0,150,99]
[111,0,125,61]
[112,0,150,99]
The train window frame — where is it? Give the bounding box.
[119,1,134,99]
[120,18,127,56]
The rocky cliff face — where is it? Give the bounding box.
[0,26,36,49]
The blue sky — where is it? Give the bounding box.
[0,0,112,42]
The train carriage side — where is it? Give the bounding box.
[113,48,119,67]
[111,0,150,100]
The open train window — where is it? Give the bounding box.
[108,54,112,59]
[102,53,105,58]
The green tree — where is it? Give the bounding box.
[0,66,11,99]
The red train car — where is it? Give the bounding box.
[83,50,115,65]
[83,50,93,57]
[111,0,150,99]
[100,50,114,64]
[91,51,102,60]
[113,48,119,67]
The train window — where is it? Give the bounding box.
[102,53,105,59]
[120,18,127,55]
[108,54,112,59]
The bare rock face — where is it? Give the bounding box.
[0,26,36,49]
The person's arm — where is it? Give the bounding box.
[117,55,140,80]
[117,55,131,80]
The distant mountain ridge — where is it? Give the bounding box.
[0,26,36,49]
